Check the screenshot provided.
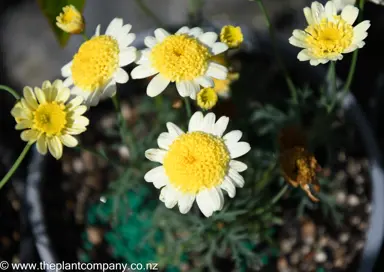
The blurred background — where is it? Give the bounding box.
[1,0,384,271]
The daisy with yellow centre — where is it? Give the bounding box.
[61,18,137,107]
[289,1,370,66]
[56,5,84,34]
[144,112,251,217]
[11,80,89,160]
[131,27,229,99]
[197,88,218,110]
[220,25,244,49]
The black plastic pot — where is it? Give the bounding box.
[24,26,384,272]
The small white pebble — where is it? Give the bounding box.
[335,191,346,205]
[290,252,300,265]
[118,145,130,160]
[339,233,350,243]
[72,158,85,173]
[365,204,372,213]
[335,171,347,182]
[355,174,365,185]
[347,195,360,207]
[355,240,365,250]
[301,245,311,255]
[356,186,364,195]
[315,251,327,263]
[350,216,361,226]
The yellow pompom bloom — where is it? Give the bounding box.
[197,88,218,110]
[56,5,84,34]
[220,25,243,48]
[11,80,89,160]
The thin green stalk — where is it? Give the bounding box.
[343,0,365,92]
[270,184,289,205]
[0,85,20,100]
[81,32,89,41]
[188,0,204,26]
[134,0,163,26]
[75,145,122,169]
[326,61,338,113]
[254,0,298,104]
[111,95,137,159]
[184,97,192,118]
[0,143,32,190]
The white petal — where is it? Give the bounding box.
[221,176,236,198]
[176,26,189,34]
[63,77,73,87]
[166,122,184,137]
[229,160,248,172]
[343,44,358,53]
[223,130,242,144]
[131,65,158,79]
[60,134,78,147]
[194,76,214,88]
[144,36,157,48]
[47,136,63,160]
[213,116,229,137]
[21,130,39,143]
[211,42,228,55]
[154,28,170,42]
[36,134,47,155]
[190,90,197,100]
[341,5,359,25]
[310,59,321,66]
[136,49,151,65]
[298,49,311,61]
[106,18,123,37]
[325,1,336,19]
[176,81,199,97]
[118,33,136,48]
[121,24,132,35]
[23,87,38,110]
[56,87,70,103]
[144,166,168,188]
[353,20,371,35]
[228,142,251,159]
[119,47,137,66]
[206,62,228,80]
[188,111,204,132]
[228,168,245,188]
[198,32,218,46]
[147,74,170,97]
[303,7,314,25]
[157,132,175,150]
[178,194,196,214]
[145,148,166,163]
[61,61,72,77]
[196,190,214,217]
[188,27,203,37]
[202,112,216,134]
[94,25,101,36]
[160,186,179,208]
[311,1,325,24]
[114,68,129,84]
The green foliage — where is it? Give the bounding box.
[36,0,86,46]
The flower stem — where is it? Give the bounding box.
[327,61,338,113]
[343,0,365,92]
[0,143,32,190]
[254,0,298,104]
[134,0,163,26]
[271,184,289,205]
[111,94,137,159]
[0,85,20,100]
[75,145,122,169]
[184,97,192,118]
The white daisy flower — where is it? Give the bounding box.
[144,111,251,217]
[131,26,229,99]
[61,18,137,107]
[289,1,370,66]
[332,0,356,11]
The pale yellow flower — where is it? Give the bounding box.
[131,27,229,99]
[144,112,251,217]
[220,25,243,49]
[56,5,84,34]
[289,1,370,65]
[61,18,137,107]
[11,80,89,160]
[197,88,218,110]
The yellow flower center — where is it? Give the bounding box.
[149,35,211,82]
[71,35,120,91]
[33,102,67,136]
[305,16,353,58]
[220,25,243,48]
[163,132,230,194]
[197,88,218,110]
